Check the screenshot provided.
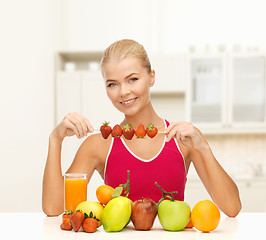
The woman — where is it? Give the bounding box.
[42,39,241,217]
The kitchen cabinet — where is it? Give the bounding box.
[185,178,266,212]
[228,54,266,125]
[186,54,227,126]
[187,53,266,134]
[150,54,186,95]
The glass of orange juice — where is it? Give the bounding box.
[64,173,88,212]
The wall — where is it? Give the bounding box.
[0,1,55,211]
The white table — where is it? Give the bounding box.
[1,212,265,240]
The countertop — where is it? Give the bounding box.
[1,212,265,240]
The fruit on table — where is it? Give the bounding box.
[155,182,191,231]
[70,210,84,232]
[135,123,146,138]
[60,214,73,231]
[158,199,191,231]
[101,196,132,232]
[122,124,135,140]
[75,201,104,227]
[96,185,115,206]
[82,218,98,233]
[185,217,194,228]
[146,123,158,138]
[100,121,112,139]
[191,199,220,232]
[82,211,99,233]
[131,198,157,230]
[111,124,123,137]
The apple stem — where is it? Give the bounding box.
[154,182,178,201]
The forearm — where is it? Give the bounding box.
[42,135,64,216]
[197,144,242,217]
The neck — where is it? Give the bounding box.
[121,102,164,130]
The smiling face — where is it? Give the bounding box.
[103,57,155,116]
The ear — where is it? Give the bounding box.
[149,69,155,87]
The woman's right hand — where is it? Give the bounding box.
[51,112,94,141]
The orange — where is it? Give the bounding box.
[191,200,220,232]
[185,217,194,228]
[96,185,115,205]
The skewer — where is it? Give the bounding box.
[93,129,166,134]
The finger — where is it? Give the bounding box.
[68,116,84,138]
[165,125,180,142]
[64,118,80,138]
[79,118,89,137]
[71,113,88,137]
[84,118,94,133]
[180,130,191,142]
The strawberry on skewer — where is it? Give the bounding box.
[122,124,135,140]
[146,123,158,138]
[112,124,123,138]
[135,124,146,138]
[100,121,112,139]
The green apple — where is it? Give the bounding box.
[158,199,191,231]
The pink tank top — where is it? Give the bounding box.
[104,120,187,203]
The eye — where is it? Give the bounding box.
[130,77,138,82]
[106,83,117,87]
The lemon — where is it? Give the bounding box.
[76,201,104,227]
[101,196,131,232]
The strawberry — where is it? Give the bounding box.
[122,124,135,140]
[135,123,146,138]
[62,209,72,220]
[100,121,112,139]
[112,124,123,137]
[82,211,99,233]
[146,123,158,138]
[70,210,84,232]
[60,217,73,231]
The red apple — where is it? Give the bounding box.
[131,198,157,230]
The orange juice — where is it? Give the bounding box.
[64,173,88,211]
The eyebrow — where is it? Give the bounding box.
[106,73,139,82]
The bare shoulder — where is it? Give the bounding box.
[81,133,112,161]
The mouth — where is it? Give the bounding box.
[120,97,138,106]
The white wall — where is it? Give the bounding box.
[0,1,55,211]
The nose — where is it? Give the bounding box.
[120,83,131,96]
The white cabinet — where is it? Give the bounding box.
[236,178,266,212]
[228,54,266,125]
[186,54,227,125]
[56,72,82,123]
[150,54,186,94]
[81,72,123,127]
[187,53,266,134]
[185,178,266,212]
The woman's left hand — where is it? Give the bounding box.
[164,122,207,150]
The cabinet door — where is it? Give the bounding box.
[188,56,227,124]
[229,55,265,123]
[237,180,266,212]
[150,55,186,93]
[81,72,123,128]
[56,72,82,124]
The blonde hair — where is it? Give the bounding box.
[100,39,151,76]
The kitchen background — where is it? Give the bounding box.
[1,0,266,212]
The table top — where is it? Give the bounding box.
[1,212,265,240]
